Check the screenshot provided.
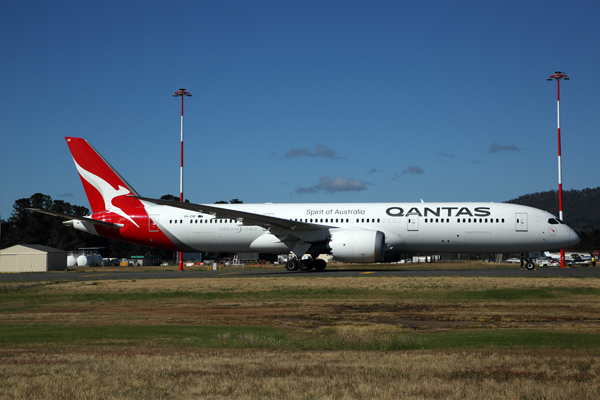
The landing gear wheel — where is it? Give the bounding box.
[285,259,299,271]
[314,259,327,271]
[525,261,535,270]
[299,260,314,271]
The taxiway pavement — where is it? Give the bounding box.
[1,266,599,282]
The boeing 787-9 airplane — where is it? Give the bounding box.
[30,137,579,271]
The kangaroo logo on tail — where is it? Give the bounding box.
[66,137,142,228]
[73,160,139,227]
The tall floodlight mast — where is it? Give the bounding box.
[173,88,192,271]
[547,71,569,268]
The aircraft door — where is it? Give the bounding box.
[407,216,419,231]
[149,215,159,232]
[515,213,528,232]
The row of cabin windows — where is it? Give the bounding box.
[293,218,357,223]
[169,219,236,224]
[169,217,506,224]
[425,218,505,223]
[292,218,392,223]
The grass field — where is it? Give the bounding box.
[2,271,600,398]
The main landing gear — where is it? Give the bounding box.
[285,257,327,272]
[524,259,535,270]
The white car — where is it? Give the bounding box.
[506,258,521,263]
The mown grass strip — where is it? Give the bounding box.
[2,287,600,304]
[0,324,284,347]
[2,324,600,351]
[0,288,600,303]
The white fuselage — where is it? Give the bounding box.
[142,201,578,255]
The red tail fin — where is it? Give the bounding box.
[65,137,142,225]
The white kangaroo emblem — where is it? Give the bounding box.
[74,159,140,228]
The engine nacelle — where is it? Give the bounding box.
[328,228,385,263]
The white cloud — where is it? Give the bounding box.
[488,143,522,153]
[402,165,425,175]
[296,176,368,194]
[282,145,344,159]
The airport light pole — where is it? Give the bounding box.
[173,88,192,271]
[547,71,569,268]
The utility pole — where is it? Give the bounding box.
[547,71,569,268]
[173,88,192,271]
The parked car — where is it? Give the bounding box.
[506,258,520,263]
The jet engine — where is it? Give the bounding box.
[328,228,385,263]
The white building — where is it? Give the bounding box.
[0,244,67,272]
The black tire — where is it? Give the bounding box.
[298,260,313,272]
[525,261,535,270]
[314,259,327,271]
[285,259,299,271]
[299,260,313,271]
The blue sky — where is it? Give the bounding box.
[2,1,599,220]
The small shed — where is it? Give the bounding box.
[0,244,67,272]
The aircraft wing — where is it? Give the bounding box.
[26,208,123,228]
[134,196,330,232]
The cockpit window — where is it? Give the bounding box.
[548,218,563,225]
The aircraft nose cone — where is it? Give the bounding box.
[570,228,580,247]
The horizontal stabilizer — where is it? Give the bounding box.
[26,208,123,228]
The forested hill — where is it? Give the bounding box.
[506,187,600,232]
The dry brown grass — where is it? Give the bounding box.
[2,276,600,332]
[1,348,599,399]
[3,276,600,398]
[23,275,600,293]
